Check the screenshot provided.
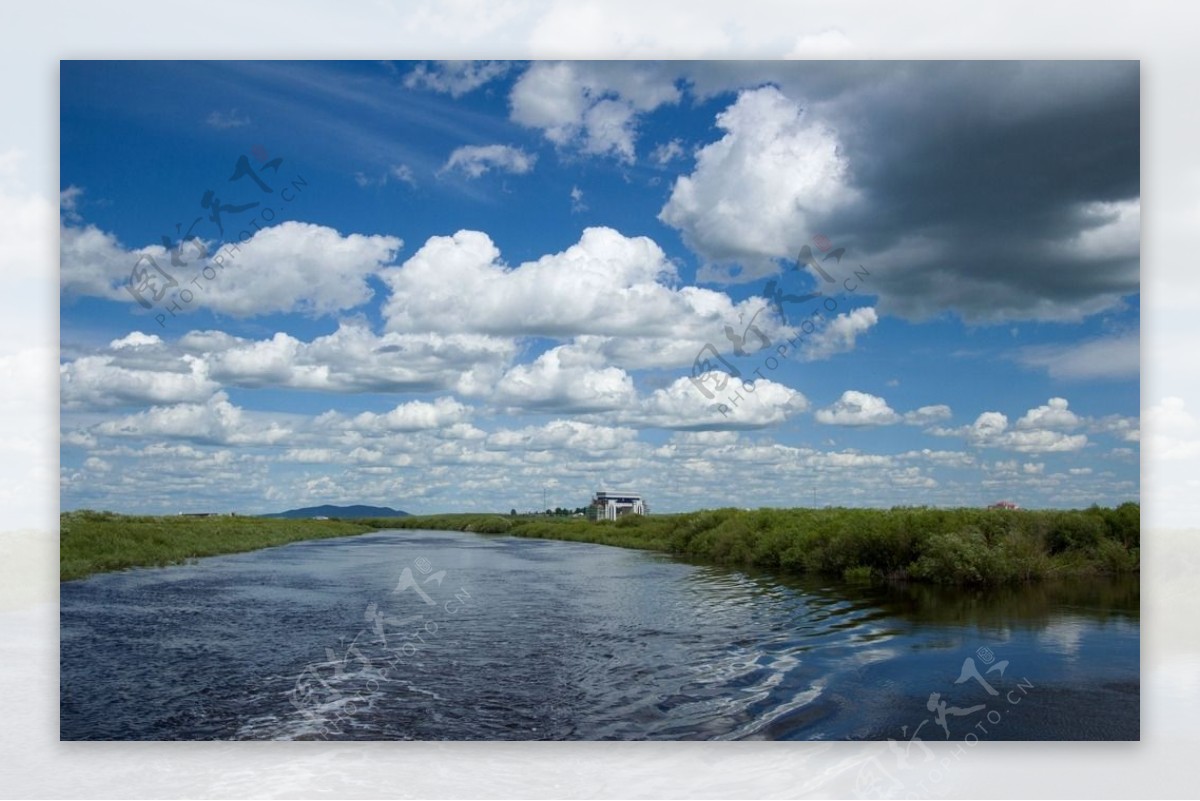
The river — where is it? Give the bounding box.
[60,529,1139,741]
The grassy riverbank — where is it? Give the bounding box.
[61,504,1139,585]
[60,510,373,581]
[371,504,1140,585]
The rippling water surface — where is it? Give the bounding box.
[60,529,1139,740]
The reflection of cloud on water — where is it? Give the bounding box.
[850,645,900,671]
[1037,617,1087,659]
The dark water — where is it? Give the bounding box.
[59,529,1139,741]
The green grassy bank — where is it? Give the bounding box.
[61,504,1139,586]
[60,510,373,581]
[371,504,1140,585]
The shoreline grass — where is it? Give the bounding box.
[60,510,374,582]
[61,504,1139,586]
[368,504,1139,586]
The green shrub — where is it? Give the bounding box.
[1104,502,1141,549]
[1046,513,1107,554]
[1096,538,1138,573]
[380,504,1138,587]
[908,530,994,585]
[990,529,1052,581]
[465,516,512,534]
[843,565,874,583]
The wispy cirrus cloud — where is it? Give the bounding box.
[205,109,250,129]
[1015,330,1139,380]
[440,144,537,178]
[404,61,511,97]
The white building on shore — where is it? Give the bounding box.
[588,490,647,521]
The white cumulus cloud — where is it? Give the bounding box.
[659,85,857,282]
[494,345,637,413]
[932,400,1090,454]
[381,226,756,344]
[509,62,681,162]
[1016,397,1081,430]
[610,373,808,431]
[486,419,638,453]
[61,220,402,317]
[94,392,292,446]
[802,307,878,360]
[342,397,472,433]
[195,322,516,396]
[61,352,218,409]
[815,390,899,427]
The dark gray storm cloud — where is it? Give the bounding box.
[682,61,1141,323]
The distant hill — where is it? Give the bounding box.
[264,504,411,519]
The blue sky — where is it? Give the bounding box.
[59,60,1140,514]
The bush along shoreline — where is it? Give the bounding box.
[61,504,1138,586]
[371,504,1139,586]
